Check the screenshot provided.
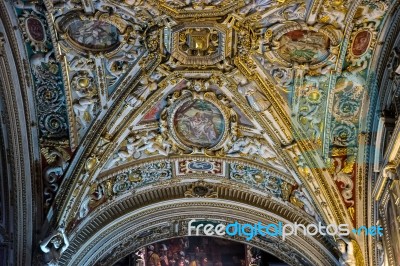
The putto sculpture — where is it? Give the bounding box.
[40,227,69,265]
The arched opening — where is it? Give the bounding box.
[60,190,337,265]
[114,236,288,266]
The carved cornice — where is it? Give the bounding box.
[153,0,245,19]
[60,194,338,265]
[100,156,293,182]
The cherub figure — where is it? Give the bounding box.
[73,87,98,128]
[136,132,171,156]
[105,135,142,169]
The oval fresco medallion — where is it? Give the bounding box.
[351,30,371,57]
[26,17,46,42]
[173,100,225,148]
[67,20,120,51]
[277,30,330,64]
[188,161,214,171]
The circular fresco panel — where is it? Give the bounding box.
[68,20,120,51]
[173,100,225,148]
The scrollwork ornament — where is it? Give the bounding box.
[39,113,68,138]
[110,162,172,196]
[36,85,64,112]
[113,174,133,195]
[13,0,71,147]
[327,147,356,207]
[334,93,361,120]
[80,161,172,218]
[229,164,283,198]
[14,3,374,263]
[41,147,70,206]
[332,121,357,147]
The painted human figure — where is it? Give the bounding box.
[40,227,69,266]
[353,34,369,53]
[194,113,217,142]
[135,249,145,266]
[147,245,162,266]
[203,117,217,142]
[160,244,169,266]
[178,112,217,143]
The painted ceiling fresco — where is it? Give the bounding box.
[9,0,398,265]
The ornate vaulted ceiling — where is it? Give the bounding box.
[1,0,400,265]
